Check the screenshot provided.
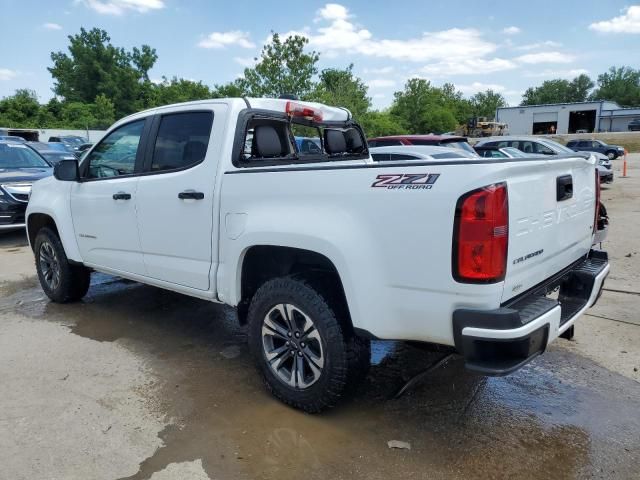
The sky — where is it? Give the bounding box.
[1,0,639,109]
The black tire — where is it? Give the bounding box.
[606,151,616,160]
[247,276,370,412]
[34,227,90,303]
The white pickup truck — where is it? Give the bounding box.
[26,98,609,412]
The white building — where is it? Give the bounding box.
[496,101,640,135]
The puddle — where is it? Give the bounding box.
[4,275,640,479]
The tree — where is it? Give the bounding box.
[390,78,459,133]
[237,33,319,98]
[310,65,370,118]
[49,27,158,117]
[149,77,212,107]
[590,66,640,107]
[92,94,116,128]
[470,89,508,118]
[359,111,406,137]
[521,74,594,105]
[0,89,42,127]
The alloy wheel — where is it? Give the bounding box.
[39,242,61,291]
[261,303,325,389]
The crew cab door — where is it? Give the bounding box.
[70,119,149,275]
[135,107,224,290]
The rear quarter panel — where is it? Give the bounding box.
[219,161,511,345]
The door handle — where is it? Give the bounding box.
[556,175,573,201]
[178,190,205,200]
[112,192,131,200]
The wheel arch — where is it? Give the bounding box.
[27,213,59,252]
[236,245,354,334]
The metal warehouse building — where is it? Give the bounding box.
[495,101,640,135]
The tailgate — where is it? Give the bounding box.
[502,156,596,303]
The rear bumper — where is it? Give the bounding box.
[453,250,609,376]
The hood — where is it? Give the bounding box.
[0,167,53,183]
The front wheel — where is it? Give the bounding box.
[247,277,370,412]
[34,228,91,303]
[606,151,616,160]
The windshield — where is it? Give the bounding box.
[541,139,574,154]
[502,147,528,158]
[61,136,86,146]
[0,144,50,168]
[441,140,476,154]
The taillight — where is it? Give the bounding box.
[285,101,323,122]
[593,167,600,234]
[453,183,509,283]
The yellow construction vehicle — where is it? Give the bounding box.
[457,117,508,137]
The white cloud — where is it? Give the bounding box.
[81,0,164,15]
[457,82,506,95]
[367,79,396,88]
[43,22,62,30]
[0,68,18,81]
[514,40,562,51]
[515,51,575,64]
[371,93,386,99]
[502,26,521,35]
[524,68,590,78]
[589,5,640,33]
[420,57,517,76]
[315,3,350,21]
[234,56,257,67]
[283,5,497,63]
[198,31,255,49]
[363,66,393,75]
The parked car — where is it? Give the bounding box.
[0,135,27,143]
[370,145,478,161]
[0,141,52,231]
[474,146,531,159]
[628,118,640,131]
[597,164,613,184]
[294,137,321,154]
[566,139,624,160]
[48,135,88,153]
[477,136,612,167]
[367,134,478,156]
[26,98,609,412]
[28,141,73,153]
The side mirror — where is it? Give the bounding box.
[53,159,80,181]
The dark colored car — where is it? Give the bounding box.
[367,135,477,155]
[628,118,640,131]
[0,141,53,231]
[27,142,77,165]
[48,135,88,153]
[565,139,625,160]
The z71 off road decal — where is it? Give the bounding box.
[371,173,440,190]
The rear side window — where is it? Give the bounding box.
[151,111,213,172]
[370,140,403,147]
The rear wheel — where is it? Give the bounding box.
[247,276,370,412]
[34,228,90,303]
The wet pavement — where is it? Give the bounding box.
[1,268,639,480]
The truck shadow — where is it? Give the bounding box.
[12,275,640,480]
